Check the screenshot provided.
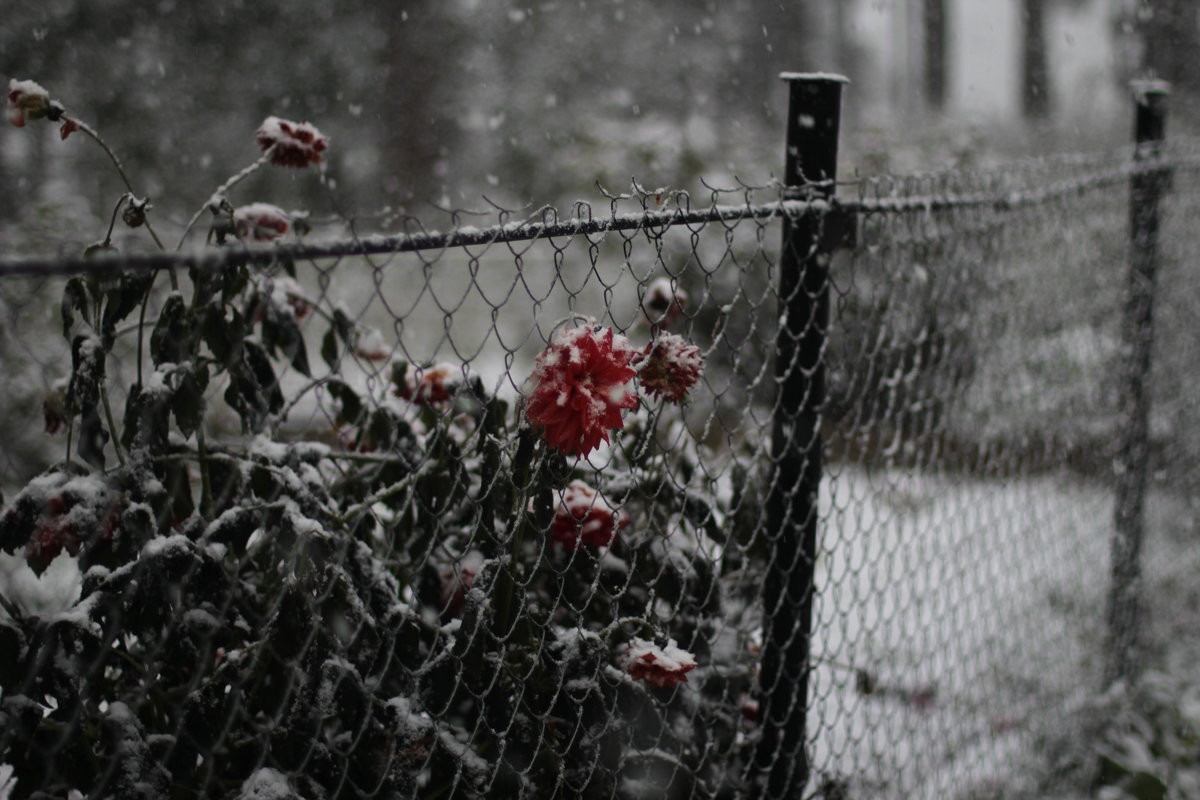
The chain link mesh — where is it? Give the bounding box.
[1,140,1198,799]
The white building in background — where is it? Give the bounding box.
[838,0,1132,126]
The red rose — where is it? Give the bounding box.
[6,79,52,128]
[548,480,628,550]
[622,638,698,689]
[233,203,291,241]
[635,333,704,404]
[525,322,638,457]
[256,116,328,168]
[395,363,460,408]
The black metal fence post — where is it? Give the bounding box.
[1105,79,1170,688]
[754,72,847,797]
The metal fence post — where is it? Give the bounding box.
[1105,79,1170,688]
[754,72,847,797]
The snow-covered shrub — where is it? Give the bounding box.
[0,80,761,798]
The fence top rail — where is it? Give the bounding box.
[1,148,1196,280]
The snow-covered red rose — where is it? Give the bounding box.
[256,116,329,168]
[549,480,629,550]
[525,322,639,457]
[233,203,291,241]
[6,79,56,128]
[395,363,460,408]
[353,327,390,362]
[635,332,704,404]
[622,638,698,689]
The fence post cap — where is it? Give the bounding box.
[1130,78,1171,99]
[779,72,850,84]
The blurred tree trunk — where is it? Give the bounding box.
[1022,0,1051,118]
[1140,0,1200,93]
[379,2,465,205]
[924,0,947,111]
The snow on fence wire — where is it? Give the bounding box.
[0,77,1197,800]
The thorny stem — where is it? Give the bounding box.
[102,194,131,246]
[176,149,275,250]
[196,426,214,518]
[71,119,168,254]
[94,296,128,469]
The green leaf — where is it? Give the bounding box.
[321,326,339,371]
[101,270,154,349]
[172,366,208,438]
[244,338,284,416]
[262,303,311,378]
[150,293,192,366]
[61,277,91,340]
[325,380,365,428]
[120,382,143,451]
[67,334,104,414]
[202,307,245,368]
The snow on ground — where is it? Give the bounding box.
[809,465,1112,799]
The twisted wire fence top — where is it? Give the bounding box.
[1,137,1199,800]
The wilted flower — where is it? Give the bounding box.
[233,203,291,242]
[256,275,312,321]
[6,79,53,128]
[549,480,629,550]
[525,322,638,457]
[59,118,80,140]
[256,116,328,168]
[635,333,704,404]
[395,362,460,407]
[642,278,687,329]
[622,638,697,689]
[353,327,390,362]
[30,496,82,564]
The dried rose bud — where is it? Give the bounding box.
[122,196,152,229]
[256,116,329,168]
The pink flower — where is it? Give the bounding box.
[622,638,697,689]
[233,203,291,241]
[635,333,704,404]
[439,551,484,615]
[7,79,52,128]
[256,116,328,168]
[525,322,639,456]
[549,480,629,550]
[642,278,687,329]
[395,363,460,407]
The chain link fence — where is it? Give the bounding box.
[1,78,1198,799]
